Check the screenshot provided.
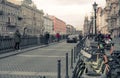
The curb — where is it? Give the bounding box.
[0,45,46,59]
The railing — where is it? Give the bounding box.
[0,35,67,54]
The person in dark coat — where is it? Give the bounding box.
[44,32,50,44]
[14,29,21,50]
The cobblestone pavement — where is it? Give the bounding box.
[0,41,77,78]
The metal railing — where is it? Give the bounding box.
[0,35,67,54]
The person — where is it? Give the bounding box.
[79,34,83,41]
[105,33,114,54]
[95,31,104,42]
[56,33,60,42]
[108,34,114,55]
[14,29,21,50]
[44,32,50,44]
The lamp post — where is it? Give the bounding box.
[93,2,98,35]
[119,0,120,37]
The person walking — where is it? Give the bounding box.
[44,32,50,44]
[56,33,60,42]
[14,29,21,50]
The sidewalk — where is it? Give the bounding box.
[0,45,46,59]
[0,40,64,59]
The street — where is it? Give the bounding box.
[0,41,77,78]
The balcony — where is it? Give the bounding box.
[18,16,23,21]
[108,26,114,31]
[111,0,118,5]
[111,14,118,19]
[0,11,3,15]
[6,22,16,27]
[105,6,111,12]
[105,16,111,22]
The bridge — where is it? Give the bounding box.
[0,36,120,78]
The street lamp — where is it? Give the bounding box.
[93,2,98,35]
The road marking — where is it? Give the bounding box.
[38,48,69,51]
[0,71,57,76]
[17,55,66,58]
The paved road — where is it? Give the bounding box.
[0,41,77,78]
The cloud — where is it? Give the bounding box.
[52,0,92,5]
[32,0,106,30]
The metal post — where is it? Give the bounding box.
[93,2,98,35]
[119,0,120,36]
[58,60,61,78]
[74,47,76,63]
[76,45,78,57]
[71,49,73,69]
[94,9,97,35]
[65,53,69,78]
[76,46,78,58]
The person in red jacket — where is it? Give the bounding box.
[56,33,60,42]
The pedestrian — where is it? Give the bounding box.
[95,31,104,42]
[56,33,60,42]
[44,32,50,44]
[79,34,83,41]
[14,29,21,50]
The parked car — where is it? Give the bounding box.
[66,35,78,43]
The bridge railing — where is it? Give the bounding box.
[0,35,67,54]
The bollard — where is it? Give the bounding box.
[65,53,69,78]
[71,49,73,69]
[75,46,77,58]
[43,76,46,78]
[58,60,61,78]
[74,47,76,63]
[79,54,80,60]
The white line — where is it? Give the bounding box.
[17,55,66,58]
[39,49,68,51]
[0,71,57,76]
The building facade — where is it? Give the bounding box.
[49,15,66,35]
[44,15,53,35]
[0,0,22,36]
[20,0,44,36]
[105,0,120,37]
[66,24,76,35]
[96,7,108,34]
[0,0,44,36]
[7,0,21,5]
[96,7,103,31]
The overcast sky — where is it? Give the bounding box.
[31,0,106,30]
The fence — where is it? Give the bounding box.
[0,35,66,54]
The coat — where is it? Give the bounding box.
[14,31,21,43]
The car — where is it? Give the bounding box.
[66,35,78,43]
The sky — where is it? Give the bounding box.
[17,0,106,30]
